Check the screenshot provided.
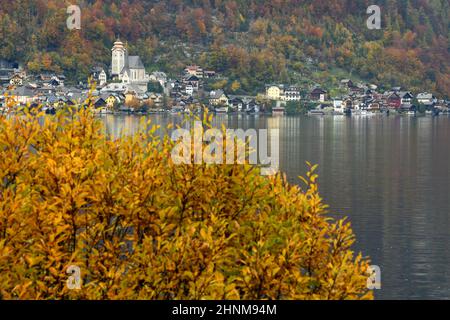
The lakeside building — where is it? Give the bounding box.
[110,38,148,92]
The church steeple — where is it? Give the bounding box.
[111,38,126,76]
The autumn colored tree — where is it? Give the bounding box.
[0,100,373,300]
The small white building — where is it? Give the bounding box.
[185,85,194,96]
[417,92,437,105]
[9,74,23,86]
[333,98,344,113]
[99,70,107,86]
[283,86,301,101]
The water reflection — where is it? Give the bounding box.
[100,114,450,300]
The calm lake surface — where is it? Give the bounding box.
[101,113,450,300]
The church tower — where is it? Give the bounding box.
[111,39,126,77]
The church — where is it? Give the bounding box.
[110,38,148,92]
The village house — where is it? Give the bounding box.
[246,99,261,113]
[209,90,229,106]
[38,73,53,82]
[333,98,345,113]
[100,83,128,94]
[149,71,167,88]
[94,97,107,109]
[0,60,19,84]
[367,101,382,112]
[309,88,328,102]
[98,70,107,86]
[0,70,13,84]
[103,93,122,108]
[90,67,107,86]
[386,92,401,109]
[54,97,75,109]
[229,97,244,111]
[184,84,194,96]
[340,79,354,89]
[6,86,38,105]
[203,70,216,79]
[350,85,365,95]
[49,76,63,87]
[184,65,204,78]
[417,92,437,106]
[266,85,284,100]
[182,74,200,92]
[283,86,301,101]
[9,74,24,86]
[342,98,355,110]
[398,91,414,105]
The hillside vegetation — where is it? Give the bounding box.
[1,0,449,97]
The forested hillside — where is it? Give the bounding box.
[0,0,449,97]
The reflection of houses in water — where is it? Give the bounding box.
[102,115,141,138]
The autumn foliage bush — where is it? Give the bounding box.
[0,105,373,300]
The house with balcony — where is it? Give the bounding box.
[209,90,229,106]
[309,88,328,102]
[283,86,301,101]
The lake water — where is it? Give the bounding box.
[101,113,450,300]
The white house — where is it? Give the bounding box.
[209,90,229,106]
[398,91,414,105]
[99,69,107,86]
[417,92,436,105]
[333,98,344,113]
[185,85,194,96]
[9,74,23,86]
[283,86,301,101]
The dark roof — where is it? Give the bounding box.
[0,69,13,79]
[127,56,145,69]
[120,55,145,76]
[310,88,327,94]
[91,66,104,73]
[0,59,18,69]
[94,97,107,107]
[184,74,200,81]
[210,90,226,99]
[398,91,413,98]
[230,97,243,103]
[47,96,58,103]
[8,86,35,97]
[387,92,400,98]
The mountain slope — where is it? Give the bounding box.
[0,0,449,97]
